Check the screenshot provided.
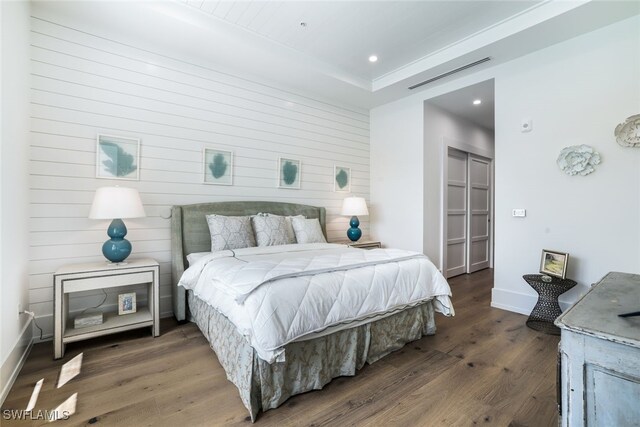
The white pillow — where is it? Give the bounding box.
[291,217,327,244]
[287,215,305,231]
[205,214,256,251]
[251,214,296,246]
[186,252,209,266]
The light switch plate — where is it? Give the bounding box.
[512,209,526,217]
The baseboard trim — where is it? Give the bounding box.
[492,286,577,316]
[491,287,537,316]
[490,300,530,316]
[1,321,34,406]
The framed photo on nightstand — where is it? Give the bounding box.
[118,292,137,315]
[540,249,569,279]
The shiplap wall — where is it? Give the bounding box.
[28,14,370,339]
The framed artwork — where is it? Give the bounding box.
[334,165,351,192]
[540,249,569,279]
[203,147,233,185]
[118,292,137,315]
[96,134,140,180]
[278,157,301,189]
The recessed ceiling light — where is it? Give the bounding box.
[369,55,378,63]
[473,99,482,105]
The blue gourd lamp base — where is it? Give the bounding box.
[347,216,362,242]
[102,218,132,263]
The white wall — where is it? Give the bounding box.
[423,103,494,269]
[492,15,640,313]
[1,0,32,404]
[370,16,640,314]
[28,7,370,339]
[370,100,423,252]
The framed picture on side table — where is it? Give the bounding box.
[118,292,137,315]
[540,249,569,279]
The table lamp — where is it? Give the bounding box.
[341,197,369,242]
[89,186,146,263]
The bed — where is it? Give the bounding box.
[171,201,453,421]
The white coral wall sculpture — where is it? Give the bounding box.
[557,145,601,176]
[614,114,640,147]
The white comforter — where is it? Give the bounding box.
[179,243,453,363]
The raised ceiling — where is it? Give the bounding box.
[175,0,639,106]
[181,1,539,82]
[36,1,640,108]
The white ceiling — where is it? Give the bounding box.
[36,1,640,109]
[427,79,495,130]
[181,0,539,82]
[175,0,639,107]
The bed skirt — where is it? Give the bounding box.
[187,291,437,422]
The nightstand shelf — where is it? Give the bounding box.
[63,308,153,342]
[54,258,159,359]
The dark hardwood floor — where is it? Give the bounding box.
[2,269,560,426]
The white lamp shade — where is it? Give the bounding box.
[341,197,369,216]
[89,186,146,219]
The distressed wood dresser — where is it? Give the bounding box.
[555,271,640,426]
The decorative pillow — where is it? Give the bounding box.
[251,214,296,246]
[287,214,305,225]
[205,214,256,251]
[286,214,305,241]
[291,217,327,244]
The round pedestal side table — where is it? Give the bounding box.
[523,274,577,335]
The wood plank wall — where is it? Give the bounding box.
[28,14,370,339]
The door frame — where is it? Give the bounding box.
[466,153,492,273]
[440,136,494,276]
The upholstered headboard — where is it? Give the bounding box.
[171,201,327,320]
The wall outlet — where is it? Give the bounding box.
[512,208,526,217]
[18,303,23,319]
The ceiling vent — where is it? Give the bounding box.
[408,57,491,90]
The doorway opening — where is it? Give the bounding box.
[444,147,492,278]
[423,79,495,279]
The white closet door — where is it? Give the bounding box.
[467,155,491,273]
[446,148,468,278]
